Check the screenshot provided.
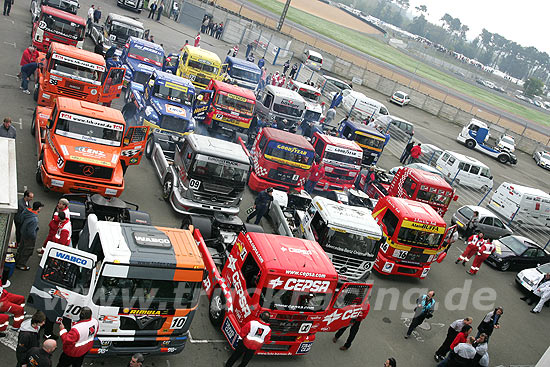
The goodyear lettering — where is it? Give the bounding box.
[232,272,251,318]
[55,251,88,266]
[275,144,307,156]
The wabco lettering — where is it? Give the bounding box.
[134,236,171,244]
[55,252,88,265]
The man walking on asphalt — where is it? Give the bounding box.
[332,308,368,350]
[400,140,414,163]
[58,307,98,367]
[405,290,435,338]
[305,158,324,194]
[434,317,473,361]
[289,62,298,79]
[16,201,43,270]
[25,339,57,367]
[408,143,422,164]
[437,336,476,367]
[86,5,94,35]
[225,311,271,367]
[456,231,485,266]
[0,117,16,139]
[3,0,13,16]
[246,187,273,225]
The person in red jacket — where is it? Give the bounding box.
[18,46,38,78]
[468,240,495,275]
[455,232,485,266]
[225,311,271,367]
[449,324,472,350]
[0,285,25,330]
[58,307,98,367]
[408,143,422,164]
[332,308,368,350]
[194,32,201,47]
[305,158,325,194]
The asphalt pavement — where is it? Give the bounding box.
[0,1,549,366]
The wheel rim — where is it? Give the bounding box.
[146,139,152,155]
[501,261,510,271]
[481,185,488,193]
[210,295,222,320]
[163,178,172,199]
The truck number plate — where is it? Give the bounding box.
[170,317,187,329]
[189,179,201,190]
[394,250,408,260]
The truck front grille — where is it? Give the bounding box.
[64,161,113,180]
[119,316,166,330]
[57,86,87,100]
[268,319,308,334]
[330,253,368,280]
[267,169,298,185]
[161,116,189,133]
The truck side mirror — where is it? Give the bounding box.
[197,94,204,102]
[453,195,458,201]
[47,119,54,129]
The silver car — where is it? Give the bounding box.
[451,205,513,240]
[533,151,550,170]
[516,262,550,292]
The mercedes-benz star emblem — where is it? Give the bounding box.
[82,165,95,176]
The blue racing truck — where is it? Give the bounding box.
[121,37,165,93]
[457,119,517,165]
[338,119,387,165]
[223,56,261,91]
[126,70,197,158]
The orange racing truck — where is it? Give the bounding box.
[246,127,315,192]
[35,42,125,107]
[194,229,373,355]
[32,97,148,197]
[32,6,85,52]
[371,196,449,278]
[28,214,205,356]
[361,167,457,217]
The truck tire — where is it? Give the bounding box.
[497,154,509,164]
[33,84,39,102]
[181,214,213,240]
[465,140,476,149]
[162,174,173,202]
[145,136,154,159]
[35,161,43,185]
[244,223,264,234]
[31,110,36,136]
[208,287,226,327]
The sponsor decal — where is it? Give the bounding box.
[226,93,247,102]
[246,234,264,263]
[285,270,327,278]
[120,308,172,315]
[75,146,106,158]
[133,232,171,246]
[268,277,330,293]
[69,155,111,167]
[59,112,123,131]
[197,155,249,170]
[165,104,187,117]
[54,251,91,268]
[401,220,445,234]
[129,157,138,164]
[236,241,247,261]
[197,58,213,65]
[323,307,362,325]
[165,82,189,93]
[232,272,251,318]
[324,144,363,158]
[276,144,308,156]
[52,53,105,72]
[280,246,312,255]
[48,289,69,299]
[222,318,241,349]
[297,342,313,354]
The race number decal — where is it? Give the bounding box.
[298,323,312,334]
[189,179,201,190]
[380,241,389,253]
[170,317,187,330]
[394,250,408,260]
[39,21,47,29]
[187,74,196,81]
[109,34,116,41]
[214,114,224,120]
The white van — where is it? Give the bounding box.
[489,182,550,226]
[303,49,323,71]
[341,90,389,120]
[435,150,493,190]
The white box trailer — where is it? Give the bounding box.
[488,182,550,226]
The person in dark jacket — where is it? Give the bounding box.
[3,0,13,16]
[20,62,40,95]
[15,190,34,245]
[476,307,502,341]
[25,339,57,367]
[400,140,414,163]
[15,201,43,270]
[0,117,16,139]
[93,6,101,23]
[332,308,368,350]
[216,22,223,39]
[282,60,290,75]
[246,187,273,225]
[16,311,46,367]
[156,2,163,21]
[289,63,298,80]
[329,91,343,109]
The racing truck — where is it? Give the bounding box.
[254,85,306,133]
[194,226,373,355]
[28,214,205,356]
[338,119,387,165]
[457,119,517,165]
[288,80,323,125]
[90,13,145,56]
[127,70,196,156]
[35,42,125,107]
[223,56,261,91]
[150,133,250,215]
[310,132,363,191]
[246,127,315,192]
[32,97,148,197]
[31,0,79,22]
[32,6,85,52]
[121,37,165,88]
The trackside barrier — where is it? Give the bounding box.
[503,208,550,249]
[271,47,293,66]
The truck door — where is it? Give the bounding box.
[99,67,126,104]
[28,243,97,325]
[321,283,373,332]
[163,52,180,74]
[193,90,214,123]
[121,126,149,166]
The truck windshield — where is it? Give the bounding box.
[308,55,322,63]
[192,154,249,183]
[153,84,194,106]
[304,110,321,122]
[128,45,163,66]
[260,288,331,312]
[51,57,103,84]
[93,275,201,309]
[215,93,254,116]
[417,190,452,206]
[231,67,260,83]
[397,226,443,249]
[355,133,384,150]
[45,0,78,13]
[264,141,314,168]
[324,151,361,166]
[55,112,124,147]
[298,89,320,102]
[42,13,84,40]
[273,103,302,117]
[188,59,219,75]
[110,21,144,39]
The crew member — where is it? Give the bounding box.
[400,140,414,163]
[456,231,485,266]
[468,239,495,275]
[531,278,550,314]
[58,307,99,367]
[225,312,271,367]
[246,187,274,225]
[0,285,25,331]
[332,307,368,350]
[305,158,324,194]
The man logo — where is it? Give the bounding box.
[82,166,95,176]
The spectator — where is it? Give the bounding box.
[207,19,214,36]
[400,140,414,163]
[258,57,265,69]
[57,307,98,367]
[434,317,473,361]
[128,353,144,367]
[0,285,25,330]
[86,5,94,35]
[283,59,290,75]
[443,226,459,253]
[201,16,209,33]
[408,143,422,164]
[3,0,13,16]
[246,187,274,225]
[324,107,336,126]
[258,67,267,90]
[170,2,178,19]
[16,311,46,367]
[405,290,435,338]
[93,6,101,24]
[20,62,40,95]
[329,90,343,109]
[148,0,157,19]
[0,117,16,139]
[463,211,479,239]
[194,32,201,47]
[476,307,503,341]
[246,42,254,58]
[18,46,38,78]
[438,336,476,367]
[156,1,163,21]
[225,312,271,367]
[289,62,298,79]
[39,211,71,255]
[531,279,550,314]
[228,44,238,57]
[15,190,33,245]
[94,38,104,56]
[216,22,223,39]
[24,339,57,367]
[15,201,43,270]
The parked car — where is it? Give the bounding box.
[374,115,414,140]
[515,94,528,101]
[390,91,410,106]
[516,262,550,292]
[485,235,550,271]
[324,75,352,92]
[389,162,445,179]
[451,205,513,240]
[421,143,443,162]
[533,150,550,170]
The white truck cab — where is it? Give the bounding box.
[289,80,323,122]
[300,196,383,280]
[457,118,490,144]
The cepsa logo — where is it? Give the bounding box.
[268,277,330,293]
[232,272,251,318]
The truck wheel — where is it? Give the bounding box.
[244,223,264,234]
[465,140,476,149]
[31,110,36,136]
[33,84,39,102]
[498,154,509,164]
[145,137,154,159]
[162,174,173,202]
[208,287,226,327]
[35,160,43,185]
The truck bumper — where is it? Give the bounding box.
[169,187,240,216]
[90,334,187,356]
[40,165,123,197]
[315,178,355,192]
[374,252,430,279]
[248,172,300,193]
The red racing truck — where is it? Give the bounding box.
[361,167,457,217]
[247,127,315,192]
[195,229,373,355]
[32,6,85,52]
[371,196,449,278]
[310,132,362,191]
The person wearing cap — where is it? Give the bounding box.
[246,188,273,225]
[16,201,44,270]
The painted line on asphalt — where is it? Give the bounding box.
[13,118,23,129]
[188,331,226,344]
[3,41,16,48]
[4,74,18,79]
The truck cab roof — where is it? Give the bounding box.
[312,196,382,237]
[41,5,85,25]
[344,120,385,138]
[262,127,313,151]
[182,45,222,64]
[401,167,453,191]
[186,134,249,164]
[153,69,195,89]
[47,42,106,68]
[315,133,362,152]
[224,56,261,72]
[55,97,124,123]
[126,36,163,52]
[210,80,256,100]
[383,197,446,226]
[107,13,144,29]
[264,85,306,101]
